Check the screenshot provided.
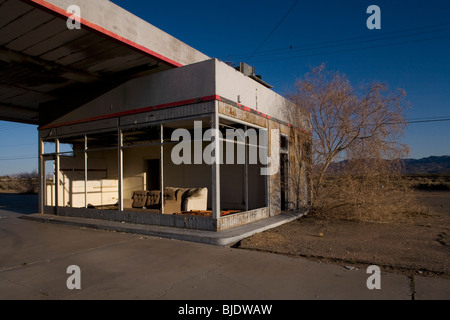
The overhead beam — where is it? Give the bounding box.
[0,46,101,83]
[0,82,57,100]
[0,103,39,124]
[0,116,38,125]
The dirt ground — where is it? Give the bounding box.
[240,191,450,279]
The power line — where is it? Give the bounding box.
[0,143,37,148]
[0,156,37,161]
[247,0,300,61]
[223,21,450,60]
[250,33,450,63]
[379,116,450,125]
[404,118,450,124]
[406,115,450,121]
[0,117,449,161]
[0,123,36,133]
[240,26,450,61]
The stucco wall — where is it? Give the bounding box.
[214,60,298,126]
[47,59,309,131]
[49,59,217,126]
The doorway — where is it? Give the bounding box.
[146,159,160,191]
[280,134,289,211]
[280,153,289,211]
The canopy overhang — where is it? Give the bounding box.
[0,0,209,125]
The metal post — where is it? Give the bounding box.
[244,125,249,212]
[265,120,270,209]
[212,108,221,220]
[118,128,123,212]
[160,124,164,214]
[84,135,87,208]
[55,138,60,211]
[38,136,44,213]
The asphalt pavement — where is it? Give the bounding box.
[0,193,449,301]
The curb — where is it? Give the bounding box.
[21,211,306,246]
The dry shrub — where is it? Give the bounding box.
[315,174,426,222]
[288,64,426,222]
[15,171,39,194]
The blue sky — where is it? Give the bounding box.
[1,0,449,175]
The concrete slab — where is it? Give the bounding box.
[1,213,413,300]
[414,276,450,300]
[21,211,304,246]
[1,195,447,301]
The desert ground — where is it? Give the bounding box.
[239,190,450,279]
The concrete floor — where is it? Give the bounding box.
[0,194,449,301]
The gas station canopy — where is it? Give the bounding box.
[0,0,209,125]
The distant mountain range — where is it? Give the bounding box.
[327,155,450,175]
[401,156,450,175]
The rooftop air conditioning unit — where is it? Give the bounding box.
[239,62,255,77]
[236,62,273,88]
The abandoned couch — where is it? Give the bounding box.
[131,187,208,214]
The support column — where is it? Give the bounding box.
[38,136,44,213]
[118,128,123,212]
[212,108,221,220]
[84,135,87,208]
[55,138,60,212]
[265,120,270,208]
[160,124,164,214]
[244,125,249,212]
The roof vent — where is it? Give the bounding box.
[235,62,273,88]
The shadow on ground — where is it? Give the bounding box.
[0,193,38,215]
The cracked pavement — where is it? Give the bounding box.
[1,196,449,300]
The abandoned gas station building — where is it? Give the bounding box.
[0,0,312,231]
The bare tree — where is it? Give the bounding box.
[288,64,419,221]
